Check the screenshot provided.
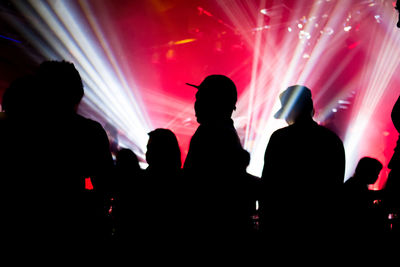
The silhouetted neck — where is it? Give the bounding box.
[292,115,315,126]
[200,118,234,127]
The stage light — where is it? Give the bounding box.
[218,0,399,189]
[3,0,399,190]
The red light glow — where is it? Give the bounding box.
[3,0,400,190]
[85,177,94,191]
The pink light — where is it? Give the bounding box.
[7,0,400,184]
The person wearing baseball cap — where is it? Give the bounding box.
[260,85,345,240]
[183,74,255,238]
[186,74,237,124]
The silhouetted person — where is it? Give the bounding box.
[115,148,142,185]
[343,157,384,237]
[145,128,182,179]
[0,74,40,243]
[112,148,144,241]
[383,95,400,231]
[2,61,114,243]
[382,6,400,235]
[238,149,262,234]
[141,128,184,240]
[260,85,345,240]
[183,75,250,239]
[36,60,114,242]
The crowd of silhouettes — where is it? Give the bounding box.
[0,3,400,246]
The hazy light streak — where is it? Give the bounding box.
[297,0,352,85]
[244,0,266,149]
[224,0,399,181]
[16,0,151,156]
[344,9,400,180]
[5,0,399,186]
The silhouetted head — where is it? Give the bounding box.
[116,148,141,172]
[146,128,181,172]
[396,0,400,28]
[2,75,37,118]
[354,157,383,185]
[186,75,237,124]
[274,85,314,125]
[35,60,84,114]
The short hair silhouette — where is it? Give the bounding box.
[36,60,84,112]
[116,148,140,171]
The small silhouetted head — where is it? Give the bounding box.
[116,148,141,172]
[186,74,237,123]
[36,60,84,113]
[354,157,383,185]
[274,85,314,125]
[146,128,181,171]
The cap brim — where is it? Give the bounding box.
[185,83,199,89]
[274,108,284,119]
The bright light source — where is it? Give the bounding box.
[344,25,352,31]
[260,8,268,15]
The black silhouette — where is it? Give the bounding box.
[260,85,346,240]
[145,128,182,178]
[396,0,400,28]
[383,95,400,231]
[0,74,40,243]
[2,60,114,243]
[141,128,184,240]
[111,148,144,241]
[343,157,385,236]
[238,149,262,234]
[183,75,253,238]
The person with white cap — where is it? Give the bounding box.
[260,85,345,241]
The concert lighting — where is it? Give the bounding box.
[8,0,152,160]
[2,0,399,189]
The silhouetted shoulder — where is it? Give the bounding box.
[392,95,400,132]
[73,114,106,131]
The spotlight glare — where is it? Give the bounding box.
[344,25,352,31]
